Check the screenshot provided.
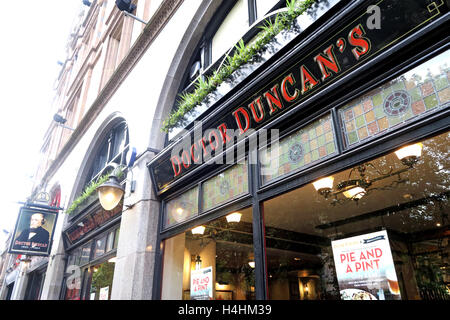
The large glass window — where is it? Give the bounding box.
[263,131,449,300]
[85,121,129,185]
[89,261,116,300]
[64,248,82,300]
[177,0,285,92]
[161,207,255,300]
[63,227,119,300]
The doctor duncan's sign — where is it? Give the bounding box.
[148,0,448,193]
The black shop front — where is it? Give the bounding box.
[148,0,449,300]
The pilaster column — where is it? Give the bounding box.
[111,151,160,299]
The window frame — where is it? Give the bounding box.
[61,225,120,300]
[84,121,129,188]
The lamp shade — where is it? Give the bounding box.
[195,255,202,270]
[395,143,423,160]
[226,212,242,223]
[96,176,125,210]
[191,225,206,235]
[312,176,334,192]
[343,186,366,200]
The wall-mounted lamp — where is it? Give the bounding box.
[96,152,138,211]
[96,175,125,210]
[53,113,75,131]
[248,261,255,268]
[115,0,147,24]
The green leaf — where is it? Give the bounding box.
[161,0,317,132]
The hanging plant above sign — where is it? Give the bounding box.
[161,0,318,133]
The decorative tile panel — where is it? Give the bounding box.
[165,187,199,228]
[202,161,248,211]
[260,114,337,184]
[339,50,450,148]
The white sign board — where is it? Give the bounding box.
[190,266,213,300]
[332,230,401,300]
[99,286,109,300]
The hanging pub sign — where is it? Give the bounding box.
[331,230,401,300]
[148,0,448,194]
[9,206,59,256]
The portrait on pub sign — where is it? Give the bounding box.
[9,207,57,256]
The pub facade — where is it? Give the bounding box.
[2,0,448,301]
[148,0,449,300]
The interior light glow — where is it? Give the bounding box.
[226,212,242,223]
[343,187,366,200]
[312,176,334,192]
[395,143,423,166]
[191,226,206,235]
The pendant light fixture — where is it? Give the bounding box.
[191,225,206,235]
[226,212,242,224]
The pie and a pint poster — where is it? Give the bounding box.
[332,230,401,300]
[190,266,213,300]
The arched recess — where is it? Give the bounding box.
[66,112,129,211]
[148,0,223,150]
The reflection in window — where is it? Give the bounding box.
[114,228,120,249]
[161,208,255,300]
[65,249,82,301]
[106,230,115,252]
[89,262,115,300]
[80,243,91,265]
[67,249,80,267]
[94,236,107,258]
[85,121,129,185]
[263,131,449,300]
